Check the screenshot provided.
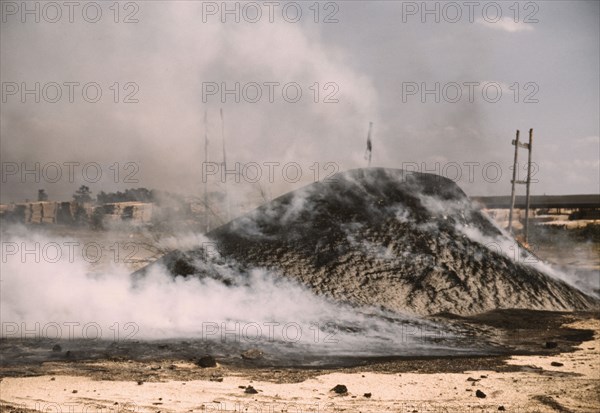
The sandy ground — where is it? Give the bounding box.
[1,318,598,413]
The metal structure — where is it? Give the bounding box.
[204,110,210,233]
[508,128,534,242]
[473,194,600,210]
[220,108,231,222]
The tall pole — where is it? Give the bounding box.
[220,108,231,222]
[524,128,533,243]
[508,129,520,234]
[204,110,209,233]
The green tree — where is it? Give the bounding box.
[73,185,93,203]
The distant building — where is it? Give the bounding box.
[97,202,153,225]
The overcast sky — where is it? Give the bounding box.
[1,0,598,203]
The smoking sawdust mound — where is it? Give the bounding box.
[137,168,598,316]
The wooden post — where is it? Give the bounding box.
[524,128,533,243]
[508,130,520,234]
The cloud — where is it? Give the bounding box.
[476,17,535,33]
[575,135,600,145]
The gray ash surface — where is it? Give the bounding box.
[0,310,596,373]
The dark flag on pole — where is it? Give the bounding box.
[364,122,373,166]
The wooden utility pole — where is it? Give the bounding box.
[523,128,534,243]
[508,130,520,234]
[508,128,534,243]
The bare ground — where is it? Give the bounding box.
[1,312,599,412]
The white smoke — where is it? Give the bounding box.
[0,225,470,357]
[455,208,600,297]
[409,190,599,297]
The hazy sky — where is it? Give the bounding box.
[1,0,598,203]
